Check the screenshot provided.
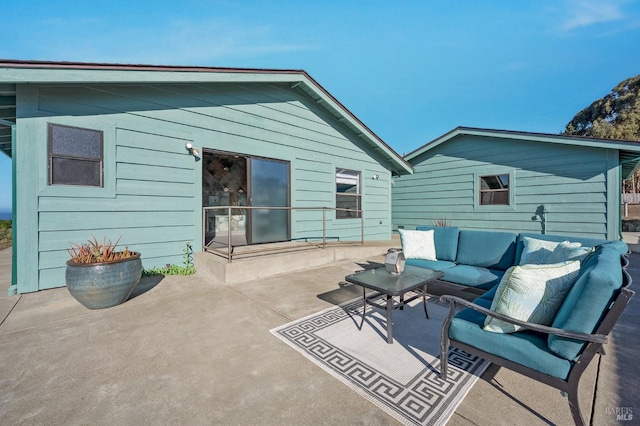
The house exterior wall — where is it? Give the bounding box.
[392,134,621,240]
[15,82,393,292]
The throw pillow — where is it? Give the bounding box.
[520,237,588,265]
[546,242,594,264]
[519,237,561,265]
[398,229,437,260]
[483,260,581,333]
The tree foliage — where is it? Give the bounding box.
[563,74,640,193]
[564,74,640,141]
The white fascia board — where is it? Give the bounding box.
[0,67,301,84]
[405,127,640,163]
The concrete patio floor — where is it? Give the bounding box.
[0,246,638,425]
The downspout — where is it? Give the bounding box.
[619,162,624,241]
[618,176,624,241]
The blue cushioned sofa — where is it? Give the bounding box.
[404,227,634,425]
[405,226,628,292]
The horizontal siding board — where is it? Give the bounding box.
[117,163,194,183]
[41,85,381,165]
[116,127,193,150]
[516,193,607,203]
[39,211,195,231]
[517,202,606,213]
[155,84,343,140]
[394,211,605,223]
[39,242,190,270]
[27,80,398,292]
[39,194,194,212]
[393,183,472,195]
[516,182,606,195]
[39,226,195,252]
[44,85,358,153]
[393,133,613,239]
[117,179,194,197]
[116,146,194,169]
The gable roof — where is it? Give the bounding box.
[405,126,640,180]
[0,59,412,175]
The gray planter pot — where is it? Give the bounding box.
[65,253,142,310]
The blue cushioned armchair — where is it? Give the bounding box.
[439,247,634,426]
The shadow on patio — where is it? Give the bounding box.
[0,247,637,425]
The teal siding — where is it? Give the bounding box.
[392,135,619,239]
[15,82,393,292]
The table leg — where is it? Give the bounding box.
[358,286,366,330]
[386,294,393,343]
[422,284,429,319]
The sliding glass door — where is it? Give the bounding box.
[203,151,290,247]
[248,158,290,244]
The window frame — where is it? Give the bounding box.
[474,170,516,209]
[478,173,509,206]
[335,168,362,219]
[48,123,104,188]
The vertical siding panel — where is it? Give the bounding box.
[15,85,40,292]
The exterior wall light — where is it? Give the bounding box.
[185,143,200,158]
[372,174,379,180]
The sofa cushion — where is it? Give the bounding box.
[483,261,580,333]
[405,258,456,271]
[415,226,460,261]
[442,265,504,290]
[449,298,573,379]
[548,246,623,360]
[455,230,517,271]
[399,229,437,260]
[515,233,628,264]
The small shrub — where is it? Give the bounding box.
[143,242,196,276]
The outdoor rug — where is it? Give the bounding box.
[270,294,490,426]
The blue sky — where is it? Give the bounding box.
[1,0,640,212]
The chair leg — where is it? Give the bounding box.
[439,301,456,379]
[566,383,586,426]
[440,343,449,379]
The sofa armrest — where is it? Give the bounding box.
[439,295,608,344]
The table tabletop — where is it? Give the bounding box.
[345,265,444,296]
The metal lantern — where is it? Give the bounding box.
[385,248,406,274]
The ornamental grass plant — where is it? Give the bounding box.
[67,236,137,264]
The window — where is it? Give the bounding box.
[336,168,361,218]
[48,123,103,187]
[479,174,509,205]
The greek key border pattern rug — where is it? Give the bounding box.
[271,296,489,426]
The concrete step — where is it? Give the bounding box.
[195,241,393,283]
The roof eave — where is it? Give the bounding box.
[0,60,412,174]
[405,126,640,162]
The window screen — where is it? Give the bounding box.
[49,124,103,187]
[479,174,509,205]
[336,168,361,218]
